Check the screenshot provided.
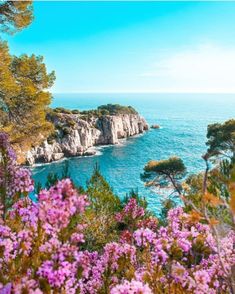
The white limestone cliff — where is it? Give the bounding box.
[26,112,149,165]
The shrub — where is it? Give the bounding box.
[71,109,80,114]
[53,107,72,114]
[98,104,137,115]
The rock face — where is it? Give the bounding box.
[26,112,149,165]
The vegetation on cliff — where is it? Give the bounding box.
[51,103,138,120]
[97,104,138,115]
[48,104,140,131]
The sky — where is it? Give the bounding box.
[5,1,235,93]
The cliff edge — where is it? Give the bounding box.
[26,104,149,165]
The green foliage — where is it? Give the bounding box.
[0,3,54,161]
[34,165,123,251]
[207,160,234,226]
[0,1,33,34]
[159,199,176,225]
[81,209,120,252]
[142,156,187,194]
[184,158,235,226]
[0,42,55,157]
[208,160,231,199]
[185,173,204,194]
[80,165,122,251]
[49,104,138,126]
[206,119,235,160]
[53,107,73,114]
[86,164,121,213]
[56,104,137,120]
[71,109,80,114]
[122,189,148,211]
[144,156,186,178]
[97,104,137,115]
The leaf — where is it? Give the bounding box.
[203,192,222,207]
[187,210,203,223]
[208,217,219,226]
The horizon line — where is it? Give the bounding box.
[52,91,235,94]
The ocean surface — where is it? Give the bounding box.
[32,93,235,214]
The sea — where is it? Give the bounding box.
[32,93,235,214]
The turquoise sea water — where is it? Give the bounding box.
[32,93,235,214]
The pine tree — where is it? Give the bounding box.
[86,164,121,213]
[0,42,55,159]
[0,1,55,161]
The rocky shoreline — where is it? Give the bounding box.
[26,107,149,165]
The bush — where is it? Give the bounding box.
[53,107,72,114]
[71,109,80,114]
[98,104,137,115]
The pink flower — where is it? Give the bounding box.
[110,280,153,294]
[38,179,89,233]
[115,198,145,223]
[133,228,156,247]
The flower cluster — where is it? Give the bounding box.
[115,198,145,231]
[110,280,153,294]
[38,179,88,234]
[0,133,34,202]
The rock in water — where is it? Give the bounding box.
[151,124,160,129]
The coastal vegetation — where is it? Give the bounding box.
[0,124,235,293]
[0,41,55,153]
[0,0,55,161]
[51,104,138,118]
[206,119,235,160]
[142,156,186,194]
[97,104,138,115]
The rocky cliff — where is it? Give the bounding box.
[26,108,149,165]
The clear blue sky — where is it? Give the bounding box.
[6,1,235,93]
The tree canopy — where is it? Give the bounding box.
[0,1,55,161]
[0,0,33,34]
[206,119,235,160]
[143,156,187,194]
[0,41,55,159]
[97,104,137,115]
